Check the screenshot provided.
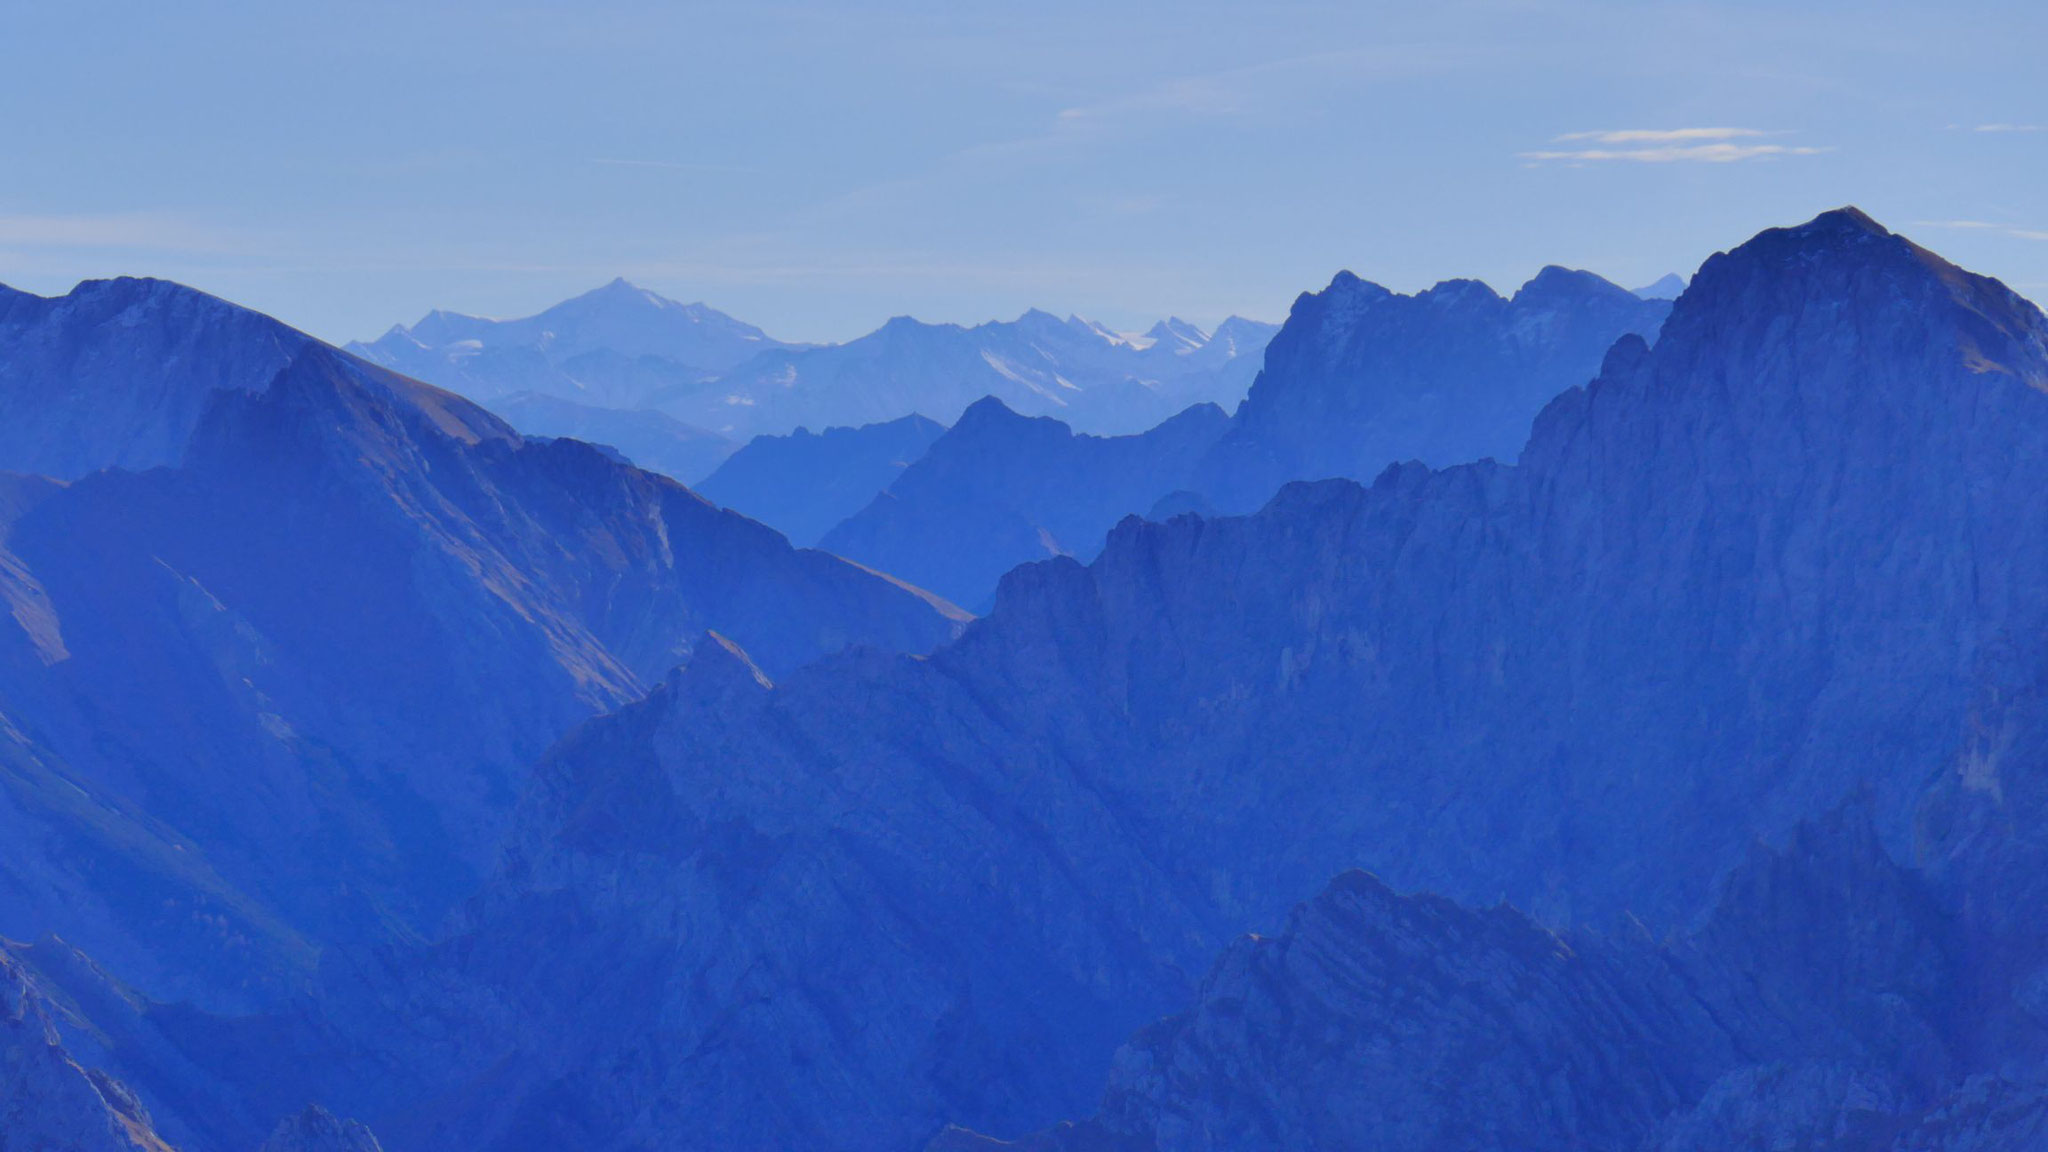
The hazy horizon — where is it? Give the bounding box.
[5,0,2044,345]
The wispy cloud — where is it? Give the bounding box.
[1552,127,1778,144]
[1913,219,2048,241]
[1521,137,1827,164]
[1971,123,2044,133]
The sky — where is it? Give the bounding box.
[2,0,2044,345]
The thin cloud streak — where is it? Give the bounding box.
[1520,143,1827,163]
[1913,219,2048,241]
[1554,127,1777,144]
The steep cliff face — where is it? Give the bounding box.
[1199,265,1670,511]
[317,211,2048,1149]
[820,399,1229,609]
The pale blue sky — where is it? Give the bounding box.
[3,0,2042,343]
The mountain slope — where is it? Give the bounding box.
[694,413,947,546]
[1199,265,1670,511]
[819,398,1229,609]
[0,284,965,1020]
[0,278,323,480]
[298,209,2048,1150]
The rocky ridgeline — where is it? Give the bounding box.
[286,210,2048,1150]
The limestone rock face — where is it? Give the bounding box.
[0,946,173,1152]
[320,210,2048,1150]
[256,1106,383,1152]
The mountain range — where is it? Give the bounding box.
[267,208,2048,1151]
[6,209,2048,1152]
[792,264,1670,610]
[349,285,1278,447]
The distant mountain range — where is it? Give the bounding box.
[349,284,1279,445]
[349,277,791,409]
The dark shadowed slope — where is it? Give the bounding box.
[944,804,1960,1152]
[695,413,947,546]
[1199,264,1670,511]
[303,210,2048,1151]
[819,399,1229,608]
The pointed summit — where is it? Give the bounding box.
[1632,273,1688,300]
[1144,317,1208,350]
[1659,206,2047,391]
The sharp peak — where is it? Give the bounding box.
[1697,206,1940,284]
[568,277,679,305]
[958,395,1028,422]
[1323,270,1393,297]
[1642,207,2048,390]
[1804,205,1888,235]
